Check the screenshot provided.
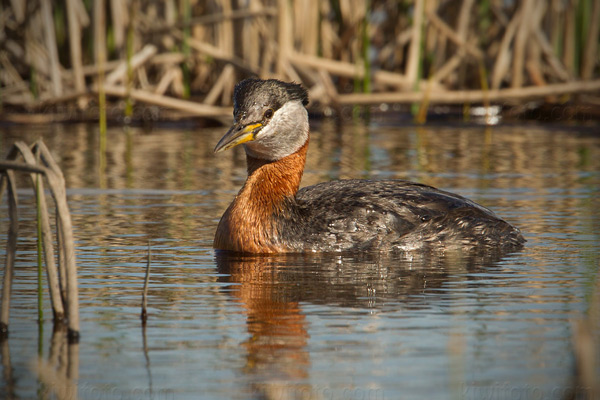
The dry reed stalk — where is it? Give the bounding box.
[65,0,87,108]
[318,1,335,60]
[1,142,80,338]
[124,0,139,119]
[526,57,546,87]
[296,0,319,56]
[283,62,303,86]
[406,0,425,90]
[524,1,547,89]
[154,67,178,96]
[288,52,413,88]
[136,66,151,91]
[207,0,233,105]
[27,35,54,83]
[0,153,76,335]
[56,217,67,310]
[40,0,63,97]
[151,52,186,65]
[0,170,18,338]
[563,2,576,75]
[99,84,232,118]
[74,0,90,26]
[0,52,33,102]
[581,0,600,80]
[0,1,597,118]
[95,0,108,139]
[164,66,184,98]
[512,0,537,88]
[144,7,278,34]
[4,90,90,110]
[491,6,522,89]
[276,0,293,79]
[455,0,476,87]
[11,142,65,321]
[34,142,80,341]
[203,64,235,106]
[105,44,157,85]
[534,26,570,81]
[8,0,25,23]
[80,59,122,77]
[426,10,483,60]
[172,30,256,75]
[431,51,463,85]
[456,0,474,43]
[243,0,262,71]
[110,0,128,50]
[317,69,340,106]
[336,78,600,105]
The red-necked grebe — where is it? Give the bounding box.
[213,78,525,253]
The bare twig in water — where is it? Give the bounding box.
[141,242,151,324]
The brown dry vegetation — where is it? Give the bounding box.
[0,0,599,123]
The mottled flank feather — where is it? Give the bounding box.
[279,179,525,252]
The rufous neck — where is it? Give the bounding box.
[244,138,309,201]
[213,138,309,253]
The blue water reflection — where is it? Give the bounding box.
[0,122,598,399]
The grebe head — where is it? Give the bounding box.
[214,79,309,161]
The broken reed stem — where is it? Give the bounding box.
[0,171,18,339]
[141,242,151,324]
[35,143,80,342]
[0,141,80,341]
[11,142,64,321]
[36,172,44,324]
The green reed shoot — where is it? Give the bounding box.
[353,1,371,120]
[35,172,44,324]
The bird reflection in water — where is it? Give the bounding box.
[217,252,311,399]
[216,248,517,399]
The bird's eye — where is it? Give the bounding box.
[263,108,274,119]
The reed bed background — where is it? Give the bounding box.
[0,0,599,123]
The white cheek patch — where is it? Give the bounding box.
[244,100,309,161]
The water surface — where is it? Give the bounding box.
[0,121,599,399]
